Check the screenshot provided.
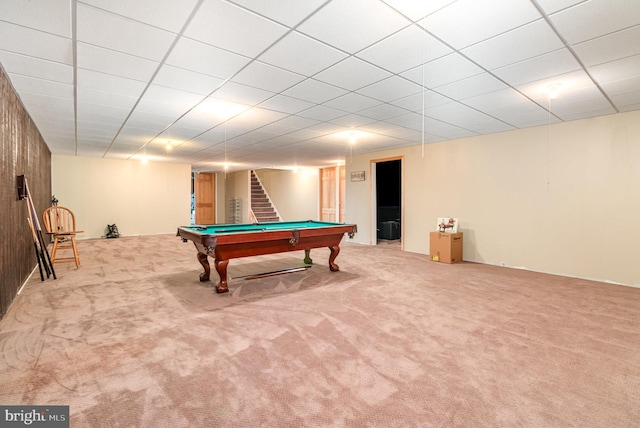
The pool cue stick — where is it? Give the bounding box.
[24,178,56,279]
[27,216,45,281]
[27,198,51,279]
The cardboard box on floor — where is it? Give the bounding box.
[429,232,463,264]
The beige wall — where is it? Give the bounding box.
[255,168,320,221]
[346,110,640,287]
[52,155,191,238]
[222,170,250,223]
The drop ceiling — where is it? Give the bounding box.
[1,0,639,172]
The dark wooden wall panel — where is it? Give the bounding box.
[0,64,52,318]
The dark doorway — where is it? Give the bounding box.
[376,159,401,242]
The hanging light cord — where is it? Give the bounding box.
[421,29,426,158]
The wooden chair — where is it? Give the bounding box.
[42,206,83,268]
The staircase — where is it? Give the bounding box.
[250,170,280,223]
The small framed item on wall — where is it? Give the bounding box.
[350,171,365,182]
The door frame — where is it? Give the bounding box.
[370,156,404,249]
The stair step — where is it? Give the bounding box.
[250,170,280,222]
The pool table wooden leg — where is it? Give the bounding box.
[303,249,313,265]
[328,245,340,272]
[197,252,210,282]
[214,258,229,293]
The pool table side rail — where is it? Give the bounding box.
[177,223,357,247]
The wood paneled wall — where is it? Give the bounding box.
[0,65,52,318]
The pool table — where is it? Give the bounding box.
[177,220,357,293]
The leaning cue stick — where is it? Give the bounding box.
[24,178,56,279]
[27,216,45,281]
[36,222,56,279]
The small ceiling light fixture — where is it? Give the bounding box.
[166,140,173,151]
[548,83,561,100]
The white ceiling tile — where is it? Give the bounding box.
[230,107,288,130]
[163,115,214,138]
[77,3,176,61]
[573,25,640,67]
[358,104,410,121]
[226,0,327,27]
[282,79,348,104]
[0,51,72,83]
[402,53,484,89]
[184,96,249,125]
[420,0,540,49]
[0,0,71,37]
[437,73,508,100]
[184,0,288,57]
[590,54,640,85]
[357,25,452,74]
[271,115,319,131]
[465,119,515,135]
[491,103,551,128]
[328,114,375,128]
[322,93,380,113]
[135,98,195,118]
[536,0,585,15]
[382,0,457,21]
[297,0,410,54]
[421,116,476,139]
[77,145,111,157]
[77,87,138,110]
[231,61,305,93]
[77,68,147,97]
[0,22,72,64]
[462,88,531,111]
[5,74,72,99]
[109,130,152,147]
[357,76,422,103]
[462,19,564,70]
[77,101,129,124]
[549,0,640,45]
[424,102,493,129]
[259,120,309,136]
[77,43,159,81]
[259,31,347,77]
[600,75,640,97]
[165,37,251,80]
[517,70,600,106]
[608,86,640,109]
[16,92,74,116]
[257,94,314,115]
[212,81,275,106]
[493,48,581,86]
[552,98,616,121]
[363,122,419,138]
[153,65,225,95]
[80,0,200,33]
[120,110,176,131]
[296,106,346,122]
[390,90,452,112]
[314,57,392,91]
[305,122,348,136]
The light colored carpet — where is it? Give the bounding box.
[1,234,639,427]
